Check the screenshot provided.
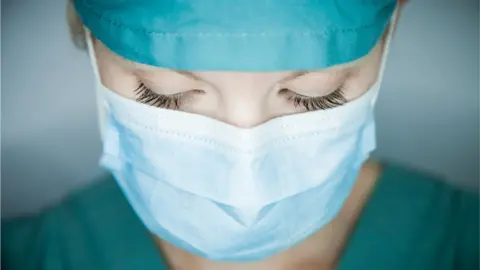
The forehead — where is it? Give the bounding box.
[95,38,375,84]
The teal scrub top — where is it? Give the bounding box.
[2,163,479,270]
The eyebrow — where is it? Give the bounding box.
[120,55,362,84]
[103,36,367,83]
[174,70,204,81]
[122,57,311,83]
[172,70,311,83]
[279,71,311,83]
[166,70,314,87]
[120,58,206,81]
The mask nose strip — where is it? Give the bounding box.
[215,203,275,228]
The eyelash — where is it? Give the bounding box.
[134,83,186,110]
[284,88,347,111]
[134,83,347,111]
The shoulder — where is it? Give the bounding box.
[373,162,479,224]
[1,173,152,270]
[376,162,478,209]
[366,162,479,269]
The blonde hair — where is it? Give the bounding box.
[66,0,87,50]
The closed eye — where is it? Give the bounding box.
[134,83,347,111]
[280,88,347,111]
[134,83,189,110]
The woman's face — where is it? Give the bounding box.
[93,37,384,128]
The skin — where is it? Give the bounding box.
[93,36,383,270]
[91,4,404,268]
[94,39,383,127]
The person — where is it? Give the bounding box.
[2,0,478,269]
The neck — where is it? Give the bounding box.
[154,160,381,270]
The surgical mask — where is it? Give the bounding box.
[85,10,395,262]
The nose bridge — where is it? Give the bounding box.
[220,88,270,128]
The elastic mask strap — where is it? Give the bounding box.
[85,28,107,141]
[371,6,399,105]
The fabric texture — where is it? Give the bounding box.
[80,5,396,262]
[73,0,396,71]
[95,52,380,261]
[2,163,479,270]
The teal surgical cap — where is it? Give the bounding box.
[74,0,396,71]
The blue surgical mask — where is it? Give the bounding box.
[85,11,395,262]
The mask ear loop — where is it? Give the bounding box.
[84,28,107,141]
[371,6,399,105]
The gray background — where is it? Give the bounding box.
[2,0,479,217]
